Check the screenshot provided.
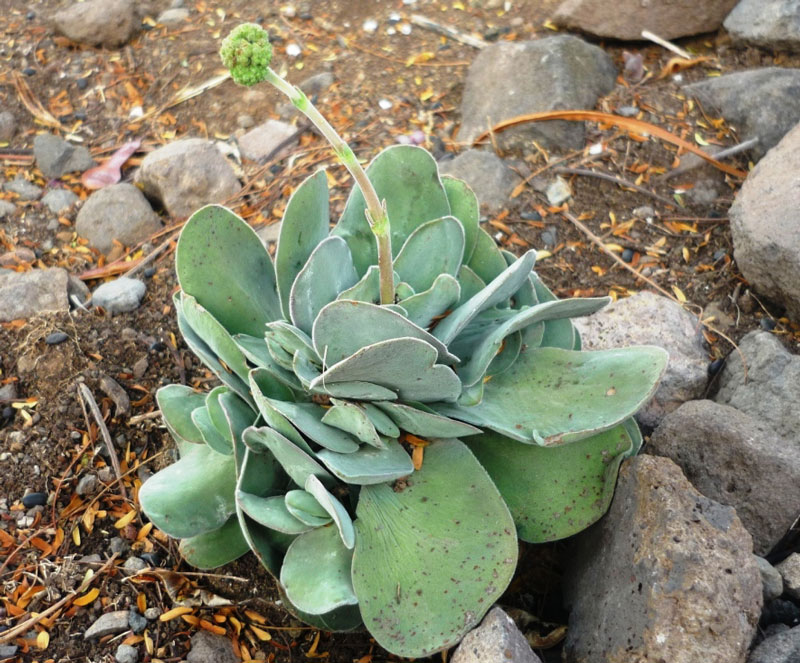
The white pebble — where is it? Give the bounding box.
[589,142,604,155]
[379,99,393,110]
[399,23,412,35]
[286,43,301,57]
[363,18,378,32]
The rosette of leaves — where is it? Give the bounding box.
[139,144,667,657]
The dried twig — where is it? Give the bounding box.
[662,137,759,180]
[410,14,487,49]
[77,383,128,501]
[554,167,676,206]
[13,72,65,130]
[641,29,692,59]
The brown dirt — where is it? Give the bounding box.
[1,0,799,661]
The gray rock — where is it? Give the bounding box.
[715,331,800,443]
[135,139,241,218]
[123,556,148,572]
[0,200,17,217]
[84,610,131,639]
[236,114,255,130]
[439,149,519,212]
[726,122,800,318]
[115,643,139,663]
[0,646,18,659]
[545,177,572,206]
[92,278,146,314]
[451,606,542,663]
[458,36,617,151]
[42,188,79,214]
[76,474,98,496]
[553,0,737,40]
[256,221,282,247]
[53,0,137,47]
[144,607,161,620]
[725,0,800,51]
[572,291,708,427]
[685,69,800,160]
[186,630,239,663]
[238,120,298,163]
[777,554,800,601]
[156,7,189,24]
[67,274,91,307]
[109,536,130,556]
[648,400,800,555]
[0,383,17,401]
[76,183,161,254]
[128,610,148,634]
[0,268,69,322]
[563,455,762,663]
[757,556,785,603]
[748,625,800,663]
[33,134,94,179]
[4,176,42,201]
[0,111,16,142]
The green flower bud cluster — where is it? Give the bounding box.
[219,22,272,87]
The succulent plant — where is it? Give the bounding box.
[139,24,668,658]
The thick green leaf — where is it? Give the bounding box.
[280,525,358,615]
[176,204,280,336]
[363,403,400,438]
[321,400,385,448]
[316,437,414,485]
[466,227,508,285]
[292,352,398,401]
[465,425,635,542]
[399,274,461,329]
[179,516,250,569]
[139,442,236,539]
[333,145,451,275]
[486,330,523,377]
[206,387,234,442]
[285,489,333,527]
[312,338,461,403]
[393,216,465,293]
[156,385,206,445]
[455,297,610,387]
[265,399,360,453]
[305,475,355,549]
[531,272,576,349]
[248,369,313,453]
[191,405,231,455]
[313,300,458,366]
[433,251,537,345]
[242,426,333,487]
[267,321,318,360]
[235,336,303,392]
[289,236,359,334]
[456,266,486,305]
[437,345,668,444]
[237,491,313,534]
[442,175,479,262]
[377,402,482,438]
[276,170,331,319]
[218,391,258,448]
[352,439,517,658]
[266,335,295,371]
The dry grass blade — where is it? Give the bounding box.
[137,72,231,122]
[471,110,748,178]
[13,72,66,130]
[554,167,676,206]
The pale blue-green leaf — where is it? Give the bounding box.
[235,335,303,391]
[395,282,415,300]
[242,426,333,487]
[237,491,313,534]
[139,442,235,539]
[313,300,458,365]
[398,274,461,329]
[456,297,610,387]
[280,525,358,615]
[393,216,465,293]
[456,266,485,306]
[622,417,643,456]
[465,425,635,542]
[176,204,280,336]
[191,405,232,455]
[486,330,523,377]
[206,386,234,443]
[457,381,484,407]
[376,402,481,438]
[311,338,461,403]
[530,272,575,349]
[218,391,258,448]
[316,437,413,486]
[266,321,319,362]
[332,145,451,275]
[337,265,381,304]
[352,439,517,658]
[305,475,355,549]
[266,336,296,371]
[265,399,360,453]
[248,369,312,453]
[292,352,398,401]
[363,403,400,437]
[276,170,331,318]
[433,250,537,345]
[179,515,250,569]
[437,345,668,444]
[285,489,333,527]
[156,385,206,445]
[321,400,385,448]
[466,226,509,285]
[289,236,359,334]
[442,175,479,262]
[501,250,538,307]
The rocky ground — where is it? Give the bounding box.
[2,0,800,661]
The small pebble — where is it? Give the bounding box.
[139,552,161,567]
[22,492,47,508]
[632,205,655,219]
[26,11,35,19]
[45,331,69,345]
[616,105,639,117]
[127,610,147,634]
[520,210,541,221]
[708,357,725,377]
[143,266,156,278]
[760,317,777,331]
[76,77,89,90]
[388,12,401,24]
[362,18,378,32]
[713,249,727,262]
[115,643,138,663]
[123,557,148,573]
[378,99,393,110]
[285,43,301,57]
[76,474,98,496]
[22,67,35,77]
[621,248,634,263]
[399,23,412,35]
[144,607,161,620]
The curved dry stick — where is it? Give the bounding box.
[471,110,747,179]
